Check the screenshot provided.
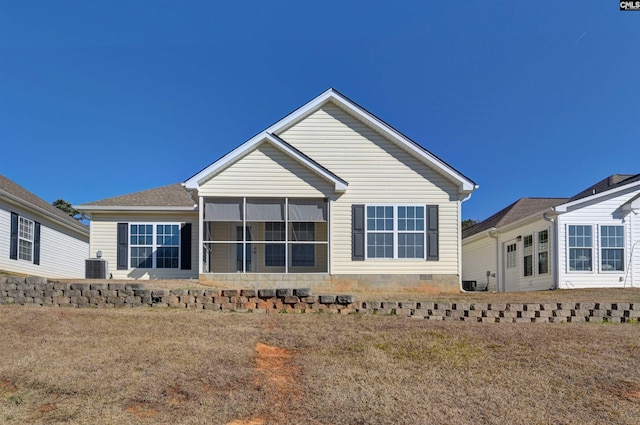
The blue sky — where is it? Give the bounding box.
[1,1,638,222]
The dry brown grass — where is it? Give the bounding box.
[0,306,639,424]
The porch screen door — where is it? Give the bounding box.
[503,240,518,292]
[236,226,254,272]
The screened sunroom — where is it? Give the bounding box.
[202,197,328,273]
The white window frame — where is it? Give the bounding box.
[537,229,549,275]
[567,224,594,273]
[365,204,426,260]
[129,223,181,269]
[599,225,625,273]
[18,216,34,262]
[523,234,533,277]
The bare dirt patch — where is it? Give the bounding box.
[228,342,300,425]
[125,402,159,419]
[0,380,17,395]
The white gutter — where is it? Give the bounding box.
[1,190,89,237]
[459,191,474,291]
[488,227,499,292]
[75,205,198,212]
[543,210,559,290]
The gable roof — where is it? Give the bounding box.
[0,174,88,235]
[184,132,348,192]
[185,88,477,193]
[567,174,640,202]
[554,173,640,212]
[76,183,197,211]
[463,198,568,239]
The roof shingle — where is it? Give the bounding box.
[79,183,196,208]
[0,174,88,233]
[462,198,568,239]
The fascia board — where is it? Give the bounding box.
[184,133,267,189]
[267,89,477,192]
[74,205,197,212]
[554,181,640,212]
[184,131,348,193]
[266,134,348,192]
[466,212,551,242]
[1,191,89,237]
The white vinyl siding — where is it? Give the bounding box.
[463,219,555,293]
[279,104,461,275]
[0,201,89,278]
[557,187,639,289]
[462,236,497,291]
[88,212,198,280]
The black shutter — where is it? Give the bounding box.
[117,223,128,270]
[9,212,18,260]
[33,221,41,265]
[180,223,192,270]
[426,205,439,261]
[352,204,365,261]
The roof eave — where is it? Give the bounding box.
[184,132,349,193]
[266,88,477,191]
[1,190,89,237]
[75,205,198,212]
[555,180,640,212]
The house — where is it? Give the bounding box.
[462,174,640,292]
[0,174,89,278]
[76,89,477,292]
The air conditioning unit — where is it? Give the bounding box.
[85,259,108,279]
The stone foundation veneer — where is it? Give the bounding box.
[1,276,639,323]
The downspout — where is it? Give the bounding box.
[198,196,204,276]
[488,227,499,292]
[622,205,638,288]
[543,211,558,290]
[459,192,474,291]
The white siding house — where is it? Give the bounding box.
[0,174,89,278]
[463,174,640,292]
[77,89,477,292]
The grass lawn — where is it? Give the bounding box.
[1,306,639,424]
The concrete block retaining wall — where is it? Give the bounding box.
[1,277,639,323]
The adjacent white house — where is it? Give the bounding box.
[462,174,640,292]
[0,174,90,278]
[76,88,478,292]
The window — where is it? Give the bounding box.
[130,224,180,269]
[568,225,592,271]
[538,230,549,274]
[601,226,624,271]
[291,222,315,267]
[366,206,425,259]
[156,225,180,269]
[366,206,394,258]
[397,206,425,259]
[18,216,34,262]
[265,222,285,267]
[523,234,533,277]
[506,243,516,269]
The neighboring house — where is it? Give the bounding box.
[462,174,640,292]
[76,88,477,292]
[0,174,89,278]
